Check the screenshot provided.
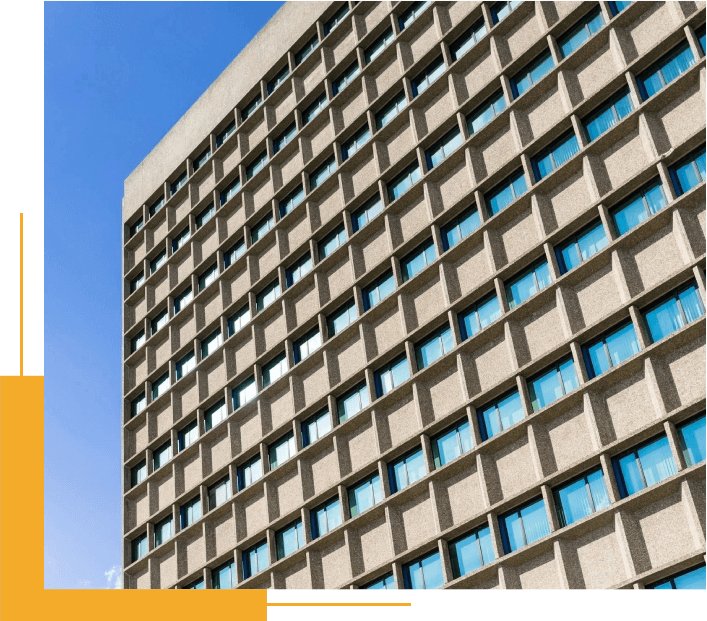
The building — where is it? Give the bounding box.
[122,1,707,590]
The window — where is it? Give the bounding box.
[211,561,235,589]
[154,516,173,547]
[216,120,236,147]
[348,473,383,517]
[389,449,426,493]
[425,127,463,169]
[467,91,506,135]
[241,94,262,121]
[324,4,349,35]
[224,239,245,268]
[309,155,336,189]
[583,322,640,378]
[506,260,552,309]
[556,221,608,273]
[375,355,410,397]
[528,358,579,412]
[450,18,487,61]
[243,540,268,579]
[554,468,610,527]
[302,92,328,126]
[151,372,170,400]
[178,420,198,451]
[401,239,436,281]
[170,170,187,196]
[131,533,147,563]
[286,252,312,286]
[490,0,521,23]
[180,496,202,528]
[262,352,288,387]
[204,399,227,431]
[411,56,445,96]
[130,271,144,293]
[611,180,667,236]
[208,477,231,510]
[399,1,430,30]
[233,376,257,409]
[511,50,555,98]
[333,61,360,95]
[416,326,454,370]
[130,460,146,487]
[364,27,394,64]
[295,33,319,65]
[131,393,146,417]
[387,162,421,201]
[485,170,527,215]
[193,147,211,172]
[175,351,196,380]
[129,217,143,238]
[220,177,241,205]
[174,287,193,314]
[363,270,395,310]
[441,206,481,250]
[337,382,370,423]
[294,328,321,363]
[151,309,168,335]
[499,498,551,553]
[184,579,204,589]
[256,280,280,311]
[582,87,633,142]
[269,432,296,470]
[613,435,677,498]
[648,565,706,590]
[312,497,342,538]
[153,441,172,470]
[558,7,604,58]
[608,1,632,16]
[449,525,495,578]
[150,250,166,274]
[459,294,502,340]
[432,420,473,468]
[327,299,357,336]
[376,92,407,129]
[341,124,371,160]
[227,305,251,336]
[678,415,706,467]
[198,264,218,292]
[273,122,297,154]
[364,574,395,589]
[172,227,190,252]
[149,195,165,217]
[644,283,704,343]
[670,146,706,196]
[251,213,274,243]
[479,390,524,440]
[318,224,346,259]
[532,131,580,181]
[697,24,706,55]
[238,454,263,491]
[637,41,695,100]
[403,552,444,589]
[130,330,145,353]
[302,409,331,446]
[276,520,305,559]
[267,65,290,95]
[351,194,383,232]
[246,150,268,179]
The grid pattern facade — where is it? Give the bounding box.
[122,0,707,590]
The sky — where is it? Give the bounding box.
[44,1,284,590]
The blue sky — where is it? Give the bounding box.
[44,1,284,589]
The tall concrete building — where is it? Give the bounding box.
[122,1,707,590]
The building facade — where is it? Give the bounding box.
[122,1,707,590]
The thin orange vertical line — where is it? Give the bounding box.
[20,212,23,376]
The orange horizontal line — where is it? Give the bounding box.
[267,603,411,607]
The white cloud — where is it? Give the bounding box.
[104,565,123,589]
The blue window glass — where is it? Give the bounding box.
[401,239,436,281]
[232,376,257,409]
[349,473,383,516]
[375,355,410,397]
[637,42,695,100]
[312,497,342,538]
[131,460,146,487]
[256,280,280,311]
[697,25,706,55]
[207,477,230,510]
[294,328,321,364]
[608,1,632,16]
[554,468,610,527]
[193,147,211,172]
[267,65,290,95]
[506,261,552,309]
[583,87,634,142]
[286,252,312,287]
[612,181,667,235]
[491,1,521,24]
[172,227,190,253]
[528,358,579,411]
[449,525,495,578]
[131,393,146,418]
[269,432,296,469]
[426,127,463,169]
[511,50,555,98]
[237,454,262,490]
[178,420,198,452]
[195,203,215,229]
[184,578,204,589]
[441,206,481,250]
[403,552,444,589]
[649,565,706,590]
[319,223,346,259]
[152,441,172,471]
[363,270,395,310]
[459,294,502,340]
[584,322,640,378]
[450,18,487,61]
[180,496,202,528]
[389,449,426,493]
[500,498,551,553]
[302,409,331,447]
[170,170,187,196]
[556,221,608,273]
[614,435,677,497]
[327,299,358,336]
[324,4,349,35]
[150,309,168,335]
[150,250,167,274]
[333,61,360,95]
[352,194,383,232]
[129,216,143,238]
[130,329,146,353]
[303,92,328,125]
[220,176,241,205]
[486,170,527,215]
[364,574,395,589]
[558,8,604,58]
[175,351,196,381]
[276,520,305,559]
[432,419,473,467]
[342,124,371,160]
[274,122,297,154]
[295,34,319,66]
[532,131,580,180]
[198,263,218,291]
[204,399,226,432]
[670,146,706,196]
[262,352,288,388]
[337,382,370,423]
[246,151,268,179]
[412,56,445,96]
[224,239,245,269]
[416,326,454,370]
[243,540,268,579]
[467,91,506,135]
[173,288,193,315]
[309,155,336,189]
[644,284,704,343]
[251,213,274,243]
[364,27,394,64]
[216,120,236,148]
[387,162,421,202]
[227,305,250,336]
[151,370,170,399]
[241,94,262,121]
[479,390,524,440]
[678,415,706,467]
[131,533,147,562]
[149,195,165,217]
[376,92,407,129]
[399,1,430,30]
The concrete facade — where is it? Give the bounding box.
[122,1,707,590]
